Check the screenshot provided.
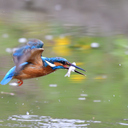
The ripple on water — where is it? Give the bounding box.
[119,123,128,126]
[5,115,92,127]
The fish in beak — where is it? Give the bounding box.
[45,59,86,76]
[63,62,86,76]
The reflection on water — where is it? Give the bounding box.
[5,115,90,127]
[1,114,127,127]
[0,114,128,127]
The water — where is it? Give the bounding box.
[4,115,88,127]
[0,78,127,127]
[0,21,128,127]
[1,114,128,127]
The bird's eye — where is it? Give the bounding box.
[61,61,66,64]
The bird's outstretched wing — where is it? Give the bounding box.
[13,39,44,73]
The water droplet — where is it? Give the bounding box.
[5,48,12,53]
[45,35,53,40]
[2,33,9,38]
[102,75,107,79]
[10,93,15,96]
[93,121,101,123]
[119,123,128,126]
[9,82,18,86]
[91,42,100,48]
[18,38,27,43]
[26,111,29,115]
[93,100,101,102]
[80,94,88,97]
[44,101,49,103]
[78,97,86,100]
[49,84,57,87]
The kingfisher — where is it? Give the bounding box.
[0,39,85,86]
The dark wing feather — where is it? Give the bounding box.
[13,39,44,73]
[27,48,44,65]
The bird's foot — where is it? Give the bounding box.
[17,79,23,86]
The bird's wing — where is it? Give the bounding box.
[13,45,31,70]
[13,39,44,73]
[13,48,44,73]
[27,48,44,65]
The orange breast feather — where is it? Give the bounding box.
[13,64,55,79]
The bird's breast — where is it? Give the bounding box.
[14,64,55,79]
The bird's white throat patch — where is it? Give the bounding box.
[45,60,56,67]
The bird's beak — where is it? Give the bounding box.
[64,62,86,76]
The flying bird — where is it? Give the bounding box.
[0,39,85,86]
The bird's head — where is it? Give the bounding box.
[43,57,86,76]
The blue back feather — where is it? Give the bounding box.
[13,39,44,57]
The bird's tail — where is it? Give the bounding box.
[0,66,16,85]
